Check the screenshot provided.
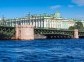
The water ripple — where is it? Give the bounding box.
[0,39,84,62]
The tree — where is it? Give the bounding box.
[69,26,75,30]
[69,21,84,30]
[75,22,83,29]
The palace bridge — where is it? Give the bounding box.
[0,26,84,39]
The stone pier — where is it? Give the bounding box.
[15,25,34,40]
[74,29,79,39]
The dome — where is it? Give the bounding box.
[54,11,61,19]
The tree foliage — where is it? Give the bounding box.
[69,26,75,30]
[75,22,83,29]
[69,21,84,30]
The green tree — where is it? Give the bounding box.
[69,26,75,30]
[69,21,84,30]
[75,22,83,29]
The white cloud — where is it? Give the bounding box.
[72,0,84,6]
[50,5,61,9]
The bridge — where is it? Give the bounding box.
[0,26,15,39]
[34,28,84,39]
[34,28,74,39]
[0,25,84,40]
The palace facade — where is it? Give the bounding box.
[0,12,83,29]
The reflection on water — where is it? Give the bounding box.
[0,39,84,62]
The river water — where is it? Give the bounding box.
[0,39,84,62]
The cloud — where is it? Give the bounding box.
[68,5,74,8]
[72,0,84,6]
[50,5,61,9]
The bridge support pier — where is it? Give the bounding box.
[74,29,79,39]
[15,25,34,40]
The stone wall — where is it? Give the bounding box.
[15,25,34,40]
[74,29,79,39]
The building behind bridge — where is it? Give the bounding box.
[0,12,84,29]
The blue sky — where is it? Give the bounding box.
[0,0,84,19]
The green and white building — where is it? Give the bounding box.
[0,12,83,29]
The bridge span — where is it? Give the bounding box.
[34,28,80,39]
[0,25,84,40]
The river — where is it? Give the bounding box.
[0,39,84,62]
